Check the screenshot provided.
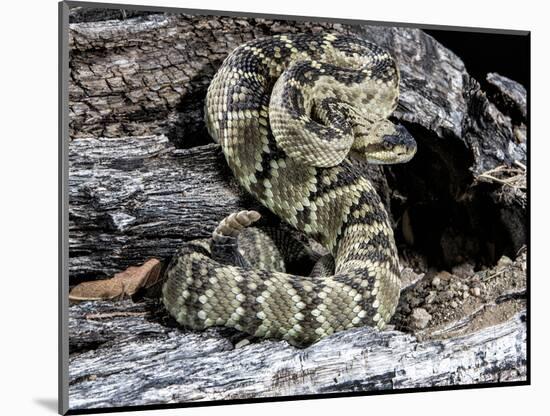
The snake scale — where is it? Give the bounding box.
[162,33,416,347]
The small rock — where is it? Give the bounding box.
[400,267,424,289]
[411,308,432,330]
[443,290,454,300]
[462,291,470,300]
[431,277,441,288]
[436,271,453,282]
[425,291,437,304]
[514,125,527,143]
[410,296,423,307]
[452,263,475,279]
[234,338,251,349]
[497,256,513,268]
[471,287,481,297]
[450,301,458,309]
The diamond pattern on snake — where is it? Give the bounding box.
[162,33,417,347]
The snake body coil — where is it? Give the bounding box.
[162,33,416,347]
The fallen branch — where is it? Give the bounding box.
[68,299,526,410]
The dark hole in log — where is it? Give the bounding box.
[166,67,219,149]
[387,122,521,270]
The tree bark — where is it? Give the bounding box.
[68,298,526,410]
[69,136,255,282]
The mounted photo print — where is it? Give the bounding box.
[59,1,529,414]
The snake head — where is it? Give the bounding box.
[350,119,417,164]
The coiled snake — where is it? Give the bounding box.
[162,33,416,347]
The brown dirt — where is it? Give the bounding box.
[391,247,527,340]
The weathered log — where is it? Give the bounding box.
[69,136,262,282]
[68,298,526,409]
[486,72,527,122]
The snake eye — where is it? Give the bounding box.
[383,141,393,150]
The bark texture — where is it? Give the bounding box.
[68,300,526,409]
[69,136,255,282]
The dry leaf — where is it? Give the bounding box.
[69,258,162,303]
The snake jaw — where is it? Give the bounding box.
[351,120,416,164]
[381,124,417,163]
[364,149,416,165]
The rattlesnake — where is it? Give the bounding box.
[162,33,416,347]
